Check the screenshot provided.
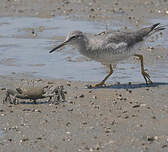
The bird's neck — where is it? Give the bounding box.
[76,36,89,53]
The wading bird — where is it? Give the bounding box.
[50,23,165,87]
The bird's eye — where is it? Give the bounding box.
[71,35,79,40]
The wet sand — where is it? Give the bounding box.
[1,0,168,23]
[0,0,168,152]
[1,76,168,152]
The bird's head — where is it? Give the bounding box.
[49,31,85,53]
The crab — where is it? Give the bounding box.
[3,85,66,104]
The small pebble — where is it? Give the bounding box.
[8,138,12,142]
[88,90,92,93]
[23,109,31,112]
[90,8,95,11]
[152,116,156,119]
[47,81,54,84]
[162,145,168,148]
[67,108,73,112]
[129,90,132,93]
[92,95,97,99]
[74,96,77,99]
[132,104,140,108]
[124,115,129,119]
[67,81,71,86]
[147,136,158,142]
[36,137,42,140]
[79,94,84,98]
[20,138,29,143]
[18,9,24,13]
[82,121,87,125]
[32,109,41,113]
[140,104,146,107]
[66,122,71,127]
[66,131,71,134]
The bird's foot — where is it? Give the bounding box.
[92,82,106,88]
[142,70,153,85]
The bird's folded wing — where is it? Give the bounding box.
[105,42,128,50]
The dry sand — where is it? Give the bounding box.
[0,0,168,152]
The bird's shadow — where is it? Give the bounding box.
[91,82,168,89]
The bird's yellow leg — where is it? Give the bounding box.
[93,64,113,87]
[135,54,152,84]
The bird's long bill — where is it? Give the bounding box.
[49,40,68,53]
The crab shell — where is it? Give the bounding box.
[16,87,45,100]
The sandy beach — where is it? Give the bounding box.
[0,0,168,152]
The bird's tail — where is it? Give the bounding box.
[144,23,165,37]
[138,23,166,38]
[148,23,166,36]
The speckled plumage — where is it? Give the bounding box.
[49,23,165,86]
[90,24,162,62]
[50,23,164,64]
